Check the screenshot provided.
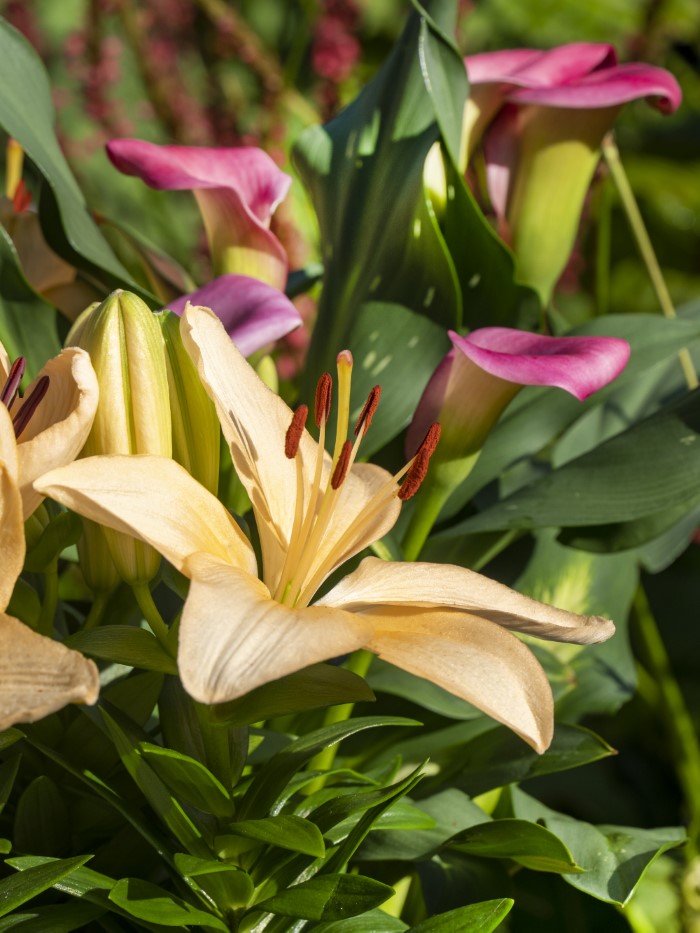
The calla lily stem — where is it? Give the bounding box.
[401,480,453,561]
[602,133,698,391]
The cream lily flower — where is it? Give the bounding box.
[37,306,615,753]
[0,403,99,731]
[0,341,99,518]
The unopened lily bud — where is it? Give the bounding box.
[158,308,220,495]
[68,290,171,584]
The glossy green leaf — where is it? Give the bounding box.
[313,909,408,932]
[109,877,228,930]
[0,902,104,932]
[0,227,60,379]
[238,716,419,820]
[254,873,394,921]
[0,840,10,855]
[0,729,23,751]
[13,776,69,858]
[66,626,177,675]
[173,854,253,910]
[0,20,141,290]
[446,818,582,873]
[218,814,324,858]
[0,756,21,817]
[368,659,480,720]
[139,743,234,818]
[208,663,375,727]
[293,1,463,385]
[409,899,514,932]
[509,788,687,905]
[0,856,92,917]
[23,511,82,572]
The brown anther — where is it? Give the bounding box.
[314,372,332,427]
[1,357,26,409]
[398,451,431,501]
[285,404,308,459]
[354,385,381,437]
[12,375,49,438]
[12,178,31,214]
[331,439,353,489]
[416,421,441,458]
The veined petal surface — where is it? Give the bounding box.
[35,455,257,577]
[318,557,614,645]
[0,405,23,611]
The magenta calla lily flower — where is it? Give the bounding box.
[407,327,630,462]
[167,275,302,355]
[461,44,681,304]
[107,139,292,290]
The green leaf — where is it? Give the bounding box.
[254,873,394,921]
[23,511,82,572]
[139,743,234,818]
[66,626,177,674]
[312,909,408,932]
[173,854,253,910]
[13,776,69,858]
[0,20,143,291]
[293,1,463,385]
[451,388,700,539]
[408,899,514,932]
[509,788,687,906]
[0,227,60,379]
[368,659,480,720]
[0,856,92,917]
[209,663,375,727]
[0,902,104,932]
[0,729,23,751]
[238,716,420,820]
[0,840,10,855]
[217,815,324,858]
[108,877,228,930]
[0,755,21,817]
[446,819,583,874]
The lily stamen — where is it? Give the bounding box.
[1,357,26,409]
[1,357,51,439]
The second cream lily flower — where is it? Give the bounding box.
[38,305,615,753]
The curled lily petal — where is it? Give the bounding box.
[0,405,24,611]
[16,348,99,519]
[0,612,99,731]
[179,554,374,704]
[365,608,553,753]
[107,139,291,289]
[167,276,302,354]
[318,557,614,644]
[466,44,616,88]
[35,455,257,578]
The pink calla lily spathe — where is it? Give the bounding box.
[408,326,630,461]
[36,306,618,754]
[167,274,302,354]
[461,43,682,303]
[107,139,292,291]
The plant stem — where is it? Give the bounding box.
[83,591,110,631]
[633,584,700,859]
[401,481,451,562]
[602,133,698,391]
[37,562,59,637]
[132,583,174,656]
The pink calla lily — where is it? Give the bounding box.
[167,275,302,354]
[408,327,630,462]
[107,139,292,290]
[461,44,682,304]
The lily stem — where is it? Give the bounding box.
[602,132,698,391]
[132,583,174,656]
[633,583,700,859]
[83,591,110,631]
[306,649,375,790]
[37,561,59,638]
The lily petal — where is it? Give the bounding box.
[317,556,614,645]
[466,44,616,88]
[167,275,302,354]
[0,612,99,731]
[17,347,99,518]
[35,455,257,577]
[107,139,291,289]
[178,554,374,704]
[364,607,553,752]
[0,405,24,611]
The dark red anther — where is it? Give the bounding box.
[12,178,31,214]
[416,422,441,458]
[12,375,49,438]
[285,404,308,459]
[398,422,441,501]
[314,372,332,427]
[331,439,353,489]
[354,385,381,437]
[1,357,26,409]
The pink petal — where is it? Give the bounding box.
[449,328,630,400]
[466,44,615,89]
[167,275,302,355]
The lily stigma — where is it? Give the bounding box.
[38,304,616,753]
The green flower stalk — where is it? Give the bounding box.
[68,290,172,585]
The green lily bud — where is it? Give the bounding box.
[158,309,220,496]
[68,290,172,585]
